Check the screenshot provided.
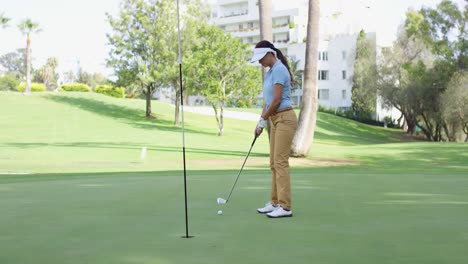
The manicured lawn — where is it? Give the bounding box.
[0,92,467,263]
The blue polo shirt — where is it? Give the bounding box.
[263,60,292,111]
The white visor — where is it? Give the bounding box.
[250,48,276,63]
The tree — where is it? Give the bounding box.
[0,13,10,28]
[351,30,377,120]
[107,0,206,120]
[440,72,468,141]
[378,29,433,135]
[77,70,108,89]
[0,49,27,79]
[185,24,262,136]
[406,0,467,72]
[62,70,76,84]
[107,0,170,118]
[166,0,209,125]
[18,18,41,94]
[290,0,320,157]
[33,57,59,91]
[400,0,467,140]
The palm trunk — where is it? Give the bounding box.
[290,0,320,157]
[259,0,273,79]
[25,33,31,94]
[259,0,272,42]
[259,0,273,135]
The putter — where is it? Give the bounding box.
[217,135,258,204]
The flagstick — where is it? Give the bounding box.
[177,0,192,239]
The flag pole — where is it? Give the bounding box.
[177,0,191,239]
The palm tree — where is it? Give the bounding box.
[18,18,41,94]
[288,57,304,92]
[0,13,10,28]
[290,0,320,157]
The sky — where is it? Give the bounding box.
[0,0,464,79]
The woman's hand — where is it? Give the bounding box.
[255,117,267,137]
[255,126,263,137]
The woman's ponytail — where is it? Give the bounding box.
[272,47,294,83]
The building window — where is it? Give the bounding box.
[248,22,253,28]
[238,24,244,30]
[319,51,328,61]
[342,51,346,60]
[342,70,346,79]
[247,37,253,43]
[342,89,346,99]
[318,70,329,80]
[318,89,329,100]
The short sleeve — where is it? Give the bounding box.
[272,66,289,86]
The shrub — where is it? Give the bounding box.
[0,75,19,91]
[95,85,125,98]
[16,82,46,92]
[289,21,295,29]
[60,83,91,92]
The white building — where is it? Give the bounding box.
[287,33,376,111]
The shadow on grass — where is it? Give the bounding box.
[1,141,269,158]
[339,143,468,174]
[0,169,275,184]
[44,94,214,136]
[315,112,402,145]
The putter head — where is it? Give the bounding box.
[217,197,227,204]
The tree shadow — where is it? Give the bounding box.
[1,141,269,158]
[43,94,214,136]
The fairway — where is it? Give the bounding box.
[1,92,467,264]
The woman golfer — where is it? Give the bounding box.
[251,40,298,218]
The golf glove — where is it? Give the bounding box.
[257,117,267,129]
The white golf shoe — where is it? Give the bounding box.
[266,205,293,218]
[257,202,278,214]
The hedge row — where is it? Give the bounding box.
[95,85,125,98]
[60,83,91,92]
[16,82,46,92]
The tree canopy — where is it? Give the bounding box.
[185,24,261,135]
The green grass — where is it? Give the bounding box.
[1,92,467,264]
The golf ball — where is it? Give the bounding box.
[217,210,223,215]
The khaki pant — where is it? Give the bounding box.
[269,110,297,210]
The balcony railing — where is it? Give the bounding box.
[220,9,248,18]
